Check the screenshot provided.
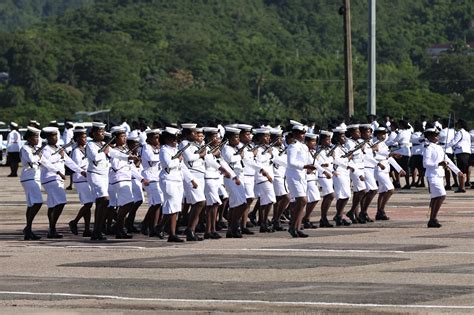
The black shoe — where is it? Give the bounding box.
[288,227,298,238]
[248,213,257,226]
[393,181,401,189]
[303,221,317,229]
[91,231,107,241]
[452,182,459,187]
[115,230,133,239]
[66,186,73,190]
[455,188,466,193]
[346,211,358,224]
[140,222,149,236]
[375,212,390,221]
[402,184,411,190]
[82,230,92,237]
[427,219,442,228]
[296,230,309,238]
[23,227,41,240]
[226,230,243,238]
[167,235,184,242]
[216,221,227,231]
[7,174,17,177]
[259,225,274,233]
[204,232,211,239]
[185,229,203,241]
[419,182,426,187]
[47,229,63,239]
[364,214,374,223]
[151,226,164,239]
[358,215,367,224]
[68,221,78,235]
[241,227,254,235]
[210,232,222,239]
[333,216,351,226]
[272,221,287,231]
[445,185,452,191]
[319,219,334,228]
[126,225,140,234]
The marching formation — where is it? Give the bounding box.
[11,116,469,242]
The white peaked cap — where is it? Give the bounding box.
[181,123,197,129]
[92,122,107,128]
[164,127,181,135]
[225,126,241,134]
[27,126,41,134]
[203,127,219,133]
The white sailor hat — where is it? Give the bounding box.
[27,126,41,134]
[73,127,87,134]
[305,133,318,139]
[225,126,241,134]
[253,128,271,134]
[164,126,181,135]
[65,121,74,126]
[289,120,303,126]
[181,123,197,129]
[110,126,126,134]
[332,127,347,133]
[195,127,204,133]
[346,124,360,129]
[424,128,439,134]
[359,124,372,130]
[127,134,140,141]
[29,120,37,124]
[104,132,112,138]
[42,126,58,134]
[145,128,161,135]
[10,121,18,128]
[320,130,333,137]
[92,122,107,129]
[203,127,219,133]
[270,128,283,136]
[49,120,57,124]
[374,127,387,133]
[292,124,306,132]
[224,124,239,129]
[237,124,253,131]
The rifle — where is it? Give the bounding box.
[278,146,288,156]
[326,144,339,157]
[172,142,191,159]
[208,139,229,154]
[234,143,252,155]
[98,135,116,153]
[194,140,214,154]
[342,139,370,158]
[126,143,142,154]
[369,139,384,148]
[52,140,75,155]
[33,143,48,155]
[262,138,279,154]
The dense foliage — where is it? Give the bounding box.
[0,0,473,127]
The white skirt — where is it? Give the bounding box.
[428,176,446,198]
[132,178,144,202]
[108,184,118,207]
[273,176,288,197]
[375,169,394,193]
[333,174,351,200]
[184,175,206,204]
[218,183,228,199]
[255,180,276,205]
[350,169,366,192]
[160,179,184,214]
[111,180,134,206]
[43,180,67,208]
[75,181,95,205]
[364,168,378,192]
[224,174,246,208]
[243,174,256,199]
[87,172,109,199]
[318,177,334,196]
[307,180,321,203]
[144,181,163,206]
[21,179,43,207]
[205,178,222,206]
[287,177,307,199]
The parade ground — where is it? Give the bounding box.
[1,167,474,314]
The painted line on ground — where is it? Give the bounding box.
[0,291,473,309]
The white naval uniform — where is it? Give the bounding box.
[362,140,379,192]
[62,128,74,154]
[374,141,403,193]
[240,143,258,199]
[141,144,163,206]
[40,145,82,208]
[71,146,94,205]
[306,148,321,203]
[254,146,276,206]
[344,138,365,192]
[393,129,412,157]
[286,140,309,198]
[20,144,43,206]
[271,146,288,197]
[332,145,353,200]
[159,144,195,215]
[86,141,110,199]
[423,141,461,198]
[317,147,335,196]
[204,152,235,206]
[180,140,206,204]
[447,128,471,155]
[221,144,247,208]
[6,129,21,153]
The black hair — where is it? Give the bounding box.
[23,130,36,141]
[159,130,177,145]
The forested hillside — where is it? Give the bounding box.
[0,0,473,126]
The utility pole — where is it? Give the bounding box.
[342,0,354,119]
[367,0,376,115]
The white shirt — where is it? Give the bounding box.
[410,132,426,155]
[20,144,41,182]
[86,141,110,175]
[254,146,273,183]
[221,144,245,174]
[393,129,412,156]
[180,140,205,175]
[423,141,460,178]
[62,128,74,153]
[141,144,161,181]
[159,144,194,183]
[286,141,308,181]
[7,130,21,152]
[447,129,471,154]
[271,146,287,178]
[40,144,82,184]
[71,146,88,183]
